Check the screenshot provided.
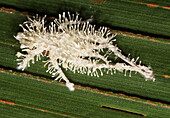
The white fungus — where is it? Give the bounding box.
[15,12,155,91]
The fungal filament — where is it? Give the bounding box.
[15,12,155,91]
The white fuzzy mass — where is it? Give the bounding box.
[15,12,155,91]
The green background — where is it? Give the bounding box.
[0,0,169,117]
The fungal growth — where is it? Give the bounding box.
[15,12,155,91]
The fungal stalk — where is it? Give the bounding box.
[15,12,155,91]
